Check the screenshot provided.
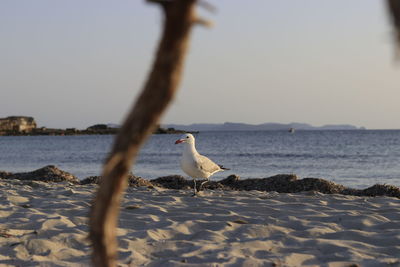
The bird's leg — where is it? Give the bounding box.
[192,178,197,196]
[200,180,208,192]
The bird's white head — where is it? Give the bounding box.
[175,133,195,145]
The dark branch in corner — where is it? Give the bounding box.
[387,0,400,55]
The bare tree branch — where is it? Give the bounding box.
[89,1,198,266]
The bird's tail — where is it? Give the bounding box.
[219,165,230,171]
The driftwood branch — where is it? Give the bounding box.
[387,0,400,55]
[89,1,199,266]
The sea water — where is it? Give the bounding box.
[1,130,400,188]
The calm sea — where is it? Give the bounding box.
[1,130,400,188]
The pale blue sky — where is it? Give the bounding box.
[0,0,398,129]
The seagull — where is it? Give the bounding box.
[175,133,229,195]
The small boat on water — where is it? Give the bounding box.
[288,128,295,133]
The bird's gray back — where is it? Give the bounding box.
[196,154,222,176]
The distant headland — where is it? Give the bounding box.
[0,116,365,136]
[0,116,189,136]
[163,122,366,131]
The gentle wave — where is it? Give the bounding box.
[1,130,400,187]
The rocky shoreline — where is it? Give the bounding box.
[0,125,192,136]
[0,116,196,136]
[1,165,399,198]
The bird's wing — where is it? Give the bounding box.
[195,154,221,174]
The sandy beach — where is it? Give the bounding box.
[0,179,399,267]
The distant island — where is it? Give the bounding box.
[0,116,189,136]
[0,116,365,136]
[163,122,365,131]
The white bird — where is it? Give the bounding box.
[175,133,229,195]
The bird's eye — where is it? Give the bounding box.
[186,136,189,138]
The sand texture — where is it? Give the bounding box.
[0,179,399,267]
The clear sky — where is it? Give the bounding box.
[0,0,398,129]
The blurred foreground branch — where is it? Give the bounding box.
[88,1,397,266]
[89,1,201,266]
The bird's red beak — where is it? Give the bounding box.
[175,139,185,144]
